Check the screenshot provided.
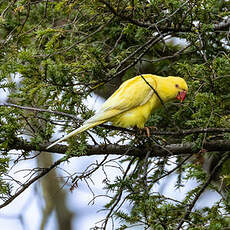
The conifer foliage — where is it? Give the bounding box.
[0,1,229,229]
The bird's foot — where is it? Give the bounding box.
[141,126,157,137]
[143,127,150,137]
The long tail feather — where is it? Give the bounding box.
[47,120,104,149]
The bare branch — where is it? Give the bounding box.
[102,157,136,229]
[3,138,230,157]
[0,156,67,209]
[214,17,230,30]
[0,103,78,121]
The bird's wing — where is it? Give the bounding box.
[102,75,157,111]
[87,75,157,122]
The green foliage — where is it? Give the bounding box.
[0,0,229,229]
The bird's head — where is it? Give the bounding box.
[168,77,188,103]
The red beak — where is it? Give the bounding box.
[176,91,187,103]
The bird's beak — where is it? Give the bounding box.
[176,91,187,103]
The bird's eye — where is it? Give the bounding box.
[175,84,179,88]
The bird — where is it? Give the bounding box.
[47,74,188,149]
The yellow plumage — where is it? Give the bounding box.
[47,74,188,149]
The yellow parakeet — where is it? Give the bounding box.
[47,74,188,149]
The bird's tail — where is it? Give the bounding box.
[46,120,104,149]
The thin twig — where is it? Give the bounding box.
[140,75,166,109]
[102,157,136,229]
[71,154,109,186]
[151,153,194,184]
[44,17,114,58]
[0,156,67,209]
[0,103,78,121]
[141,44,192,63]
[1,0,18,17]
[17,1,31,36]
[88,33,170,92]
[176,152,230,230]
[109,33,170,82]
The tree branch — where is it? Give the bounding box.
[99,0,230,32]
[98,0,192,32]
[0,156,67,209]
[98,32,170,86]
[214,17,230,30]
[101,125,230,136]
[0,103,79,121]
[141,44,192,63]
[4,138,230,157]
[176,152,230,229]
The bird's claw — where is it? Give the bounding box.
[141,126,157,137]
